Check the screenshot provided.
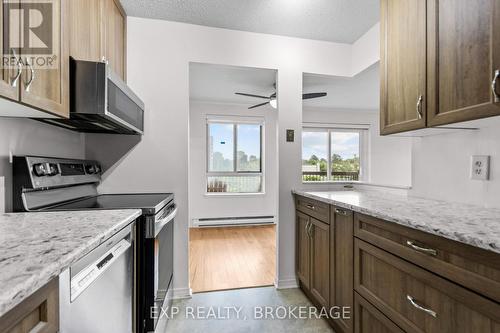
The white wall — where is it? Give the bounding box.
[302,107,412,188]
[0,118,85,212]
[189,101,278,222]
[411,123,500,208]
[86,17,380,296]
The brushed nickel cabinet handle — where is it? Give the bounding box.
[416,95,423,119]
[406,295,437,318]
[493,70,500,102]
[406,240,437,256]
[10,50,22,87]
[24,58,35,92]
[307,223,313,238]
[306,203,315,210]
[335,208,348,216]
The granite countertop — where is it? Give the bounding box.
[0,209,141,317]
[293,189,500,255]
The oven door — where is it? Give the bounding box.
[152,205,176,332]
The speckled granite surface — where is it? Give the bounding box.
[0,209,141,317]
[293,189,500,255]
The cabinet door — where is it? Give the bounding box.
[69,0,105,62]
[427,0,500,126]
[310,218,330,308]
[380,0,427,135]
[105,0,126,80]
[296,211,311,289]
[331,207,354,333]
[0,0,20,101]
[19,0,69,118]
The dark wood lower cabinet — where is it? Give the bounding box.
[0,278,59,333]
[330,206,354,333]
[295,195,500,333]
[296,211,311,289]
[355,239,500,333]
[354,293,404,333]
[310,218,330,308]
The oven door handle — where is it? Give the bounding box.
[154,206,177,238]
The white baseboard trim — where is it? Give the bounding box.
[275,277,298,289]
[172,287,192,300]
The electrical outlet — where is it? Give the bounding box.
[470,155,490,180]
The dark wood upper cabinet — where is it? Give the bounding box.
[381,0,500,134]
[427,0,500,126]
[310,218,330,308]
[380,0,427,135]
[296,211,311,289]
[330,207,354,333]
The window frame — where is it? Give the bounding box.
[301,125,368,183]
[206,117,265,194]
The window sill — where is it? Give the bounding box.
[302,181,361,185]
[204,192,266,197]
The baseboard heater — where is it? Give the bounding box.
[193,215,275,227]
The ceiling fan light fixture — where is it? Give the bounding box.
[269,98,277,109]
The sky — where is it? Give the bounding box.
[302,131,359,161]
[210,123,261,162]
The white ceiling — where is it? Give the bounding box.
[303,64,379,110]
[120,0,380,44]
[190,63,277,107]
[190,62,379,111]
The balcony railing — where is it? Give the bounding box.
[302,171,359,182]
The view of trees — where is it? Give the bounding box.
[302,154,360,181]
[303,154,359,172]
[211,151,260,172]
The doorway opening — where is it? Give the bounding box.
[188,62,279,293]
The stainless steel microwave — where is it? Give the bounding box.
[40,58,145,135]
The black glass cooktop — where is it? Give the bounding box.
[46,193,173,215]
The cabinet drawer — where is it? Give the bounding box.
[354,292,404,333]
[354,213,500,302]
[355,239,500,333]
[0,278,59,333]
[295,195,329,224]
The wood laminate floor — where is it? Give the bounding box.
[189,225,276,293]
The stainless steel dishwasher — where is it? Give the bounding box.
[59,224,134,333]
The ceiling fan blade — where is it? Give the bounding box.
[235,92,270,99]
[248,101,270,109]
[303,92,327,100]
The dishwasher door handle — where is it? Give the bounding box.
[70,238,131,302]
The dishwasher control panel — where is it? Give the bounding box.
[70,239,131,302]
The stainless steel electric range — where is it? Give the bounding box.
[12,156,176,333]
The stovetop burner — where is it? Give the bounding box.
[47,193,174,215]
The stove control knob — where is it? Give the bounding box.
[94,164,101,174]
[48,163,59,176]
[33,163,48,177]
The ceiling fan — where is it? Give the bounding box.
[235,85,327,109]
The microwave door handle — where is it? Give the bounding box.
[154,206,178,238]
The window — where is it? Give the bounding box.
[207,120,263,193]
[302,128,364,182]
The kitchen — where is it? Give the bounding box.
[1,1,500,333]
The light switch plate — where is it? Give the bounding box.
[470,155,490,180]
